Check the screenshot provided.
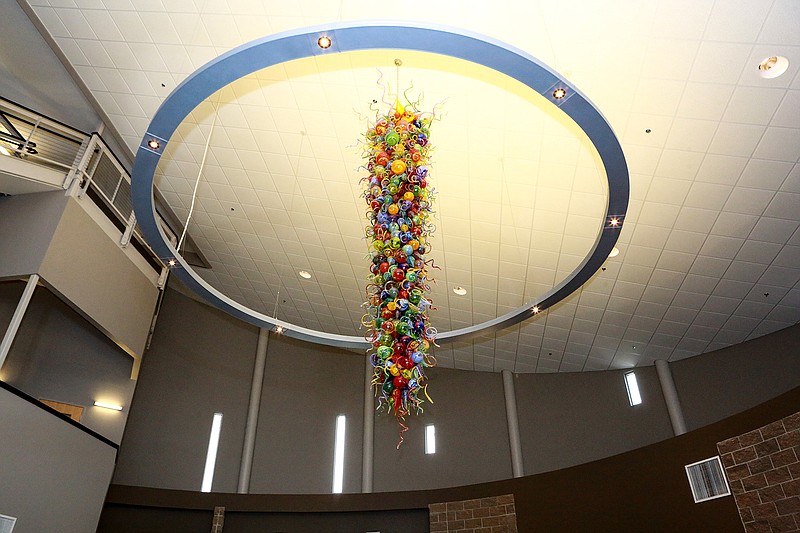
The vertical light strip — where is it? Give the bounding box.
[625,371,642,406]
[201,413,223,493]
[425,424,436,454]
[332,415,346,494]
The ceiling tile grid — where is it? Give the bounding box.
[23,0,800,373]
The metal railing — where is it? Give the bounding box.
[0,97,168,276]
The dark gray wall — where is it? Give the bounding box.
[373,365,512,492]
[113,284,800,494]
[0,280,135,443]
[112,287,258,492]
[515,365,674,474]
[671,323,800,431]
[0,384,117,533]
[250,334,365,494]
[0,192,67,278]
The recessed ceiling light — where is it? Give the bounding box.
[757,56,789,79]
[167,259,177,267]
[553,88,567,99]
[299,270,312,279]
[317,36,332,49]
[453,286,467,296]
[147,139,160,150]
[532,305,540,314]
[608,247,620,258]
[609,217,620,227]
[274,325,284,334]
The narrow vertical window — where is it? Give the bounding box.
[625,371,642,406]
[201,412,223,493]
[332,415,346,493]
[425,424,436,454]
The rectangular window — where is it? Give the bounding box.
[425,424,436,454]
[625,371,642,406]
[201,412,223,493]
[332,415,346,493]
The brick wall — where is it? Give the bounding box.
[429,494,517,533]
[718,411,800,533]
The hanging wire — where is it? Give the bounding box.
[177,101,219,253]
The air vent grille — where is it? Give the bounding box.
[0,514,17,533]
[685,456,731,503]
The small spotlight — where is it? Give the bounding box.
[453,286,467,296]
[147,139,160,150]
[275,325,284,334]
[532,305,540,314]
[609,217,620,227]
[553,88,567,99]
[167,259,177,267]
[94,401,123,411]
[299,270,312,279]
[317,36,332,49]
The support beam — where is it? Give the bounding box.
[237,328,269,494]
[0,274,39,370]
[501,369,525,478]
[362,355,375,493]
[655,359,687,436]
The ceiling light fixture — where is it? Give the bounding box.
[167,259,177,267]
[608,247,620,258]
[453,286,467,296]
[299,270,312,279]
[317,36,332,49]
[757,56,789,79]
[553,88,567,99]
[274,325,284,334]
[94,401,123,411]
[147,139,160,150]
[609,217,620,227]
[532,305,540,314]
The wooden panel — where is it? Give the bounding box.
[40,399,83,422]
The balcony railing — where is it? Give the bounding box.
[0,97,171,275]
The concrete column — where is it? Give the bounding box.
[655,359,687,436]
[362,355,375,493]
[501,369,525,477]
[0,274,39,370]
[237,328,269,493]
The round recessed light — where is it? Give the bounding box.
[453,286,467,296]
[608,247,620,258]
[609,217,620,227]
[553,88,567,99]
[532,305,540,314]
[274,325,284,334]
[758,56,789,79]
[317,36,332,49]
[299,270,312,279]
[167,258,177,267]
[147,139,160,150]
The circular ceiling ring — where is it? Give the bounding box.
[131,22,629,349]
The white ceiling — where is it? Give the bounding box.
[23,0,800,373]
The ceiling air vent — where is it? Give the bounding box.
[685,456,731,503]
[0,514,17,533]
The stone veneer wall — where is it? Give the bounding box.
[717,411,800,533]
[429,494,517,533]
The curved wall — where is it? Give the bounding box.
[101,387,800,532]
[112,286,800,494]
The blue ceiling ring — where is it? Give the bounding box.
[131,22,629,349]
